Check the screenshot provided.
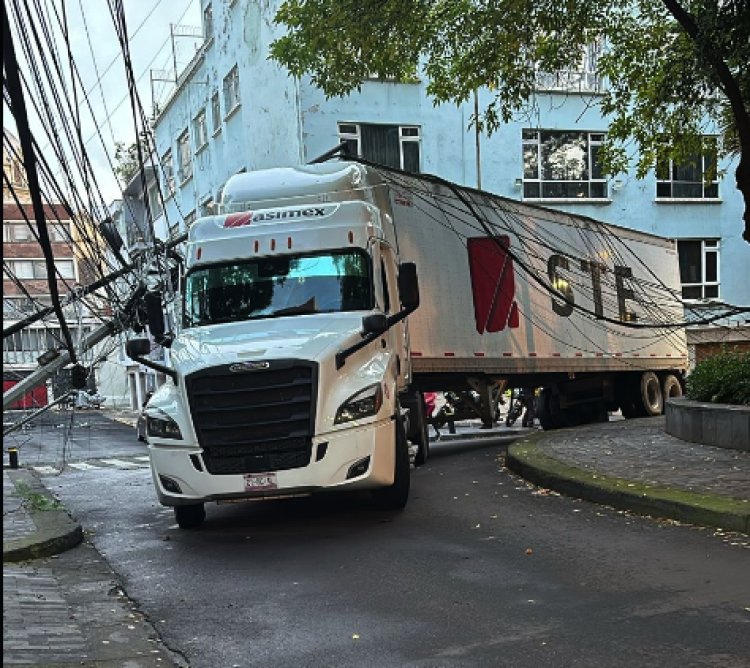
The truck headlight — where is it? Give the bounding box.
[334,383,383,425]
[146,408,183,440]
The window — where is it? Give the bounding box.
[3,296,52,317]
[3,222,32,242]
[3,222,68,242]
[202,3,213,40]
[184,210,196,227]
[522,130,607,199]
[338,123,421,172]
[7,259,75,280]
[678,239,719,300]
[49,223,70,242]
[9,260,33,278]
[56,260,75,279]
[147,183,163,219]
[223,66,240,116]
[656,139,719,199]
[193,109,208,151]
[183,250,373,327]
[162,150,175,194]
[211,92,221,134]
[177,129,192,182]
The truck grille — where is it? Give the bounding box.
[185,360,317,475]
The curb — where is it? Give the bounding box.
[506,436,750,534]
[434,426,535,442]
[3,469,83,563]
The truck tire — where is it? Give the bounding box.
[404,390,429,467]
[536,388,568,430]
[371,416,410,511]
[174,503,205,529]
[639,371,664,416]
[662,373,683,401]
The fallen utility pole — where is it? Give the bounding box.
[3,320,117,411]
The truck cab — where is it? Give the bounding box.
[130,163,424,528]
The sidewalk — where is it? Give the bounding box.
[101,406,141,428]
[3,468,183,667]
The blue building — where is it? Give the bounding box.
[145,0,749,364]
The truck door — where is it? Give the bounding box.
[378,242,410,390]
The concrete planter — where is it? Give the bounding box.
[665,397,750,451]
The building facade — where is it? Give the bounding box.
[143,0,748,364]
[3,130,108,407]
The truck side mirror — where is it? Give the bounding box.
[126,338,151,359]
[362,313,387,334]
[398,262,419,310]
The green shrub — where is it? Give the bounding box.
[686,349,750,405]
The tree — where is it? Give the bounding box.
[270,0,750,243]
[113,137,150,186]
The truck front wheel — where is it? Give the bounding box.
[174,503,205,529]
[371,417,410,511]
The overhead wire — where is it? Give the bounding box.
[2,1,78,362]
[369,160,749,329]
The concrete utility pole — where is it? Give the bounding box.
[2,321,117,411]
[474,90,482,190]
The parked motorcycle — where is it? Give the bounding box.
[505,389,524,427]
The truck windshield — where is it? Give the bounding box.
[183,250,373,327]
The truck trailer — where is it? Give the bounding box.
[127,161,688,528]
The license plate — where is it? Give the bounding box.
[244,472,278,491]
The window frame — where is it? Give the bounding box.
[677,239,720,301]
[337,122,422,172]
[161,150,175,195]
[211,91,221,135]
[656,138,720,201]
[147,182,163,220]
[2,221,69,242]
[177,129,192,184]
[202,2,213,42]
[7,258,76,280]
[522,129,608,201]
[223,66,241,118]
[193,108,208,152]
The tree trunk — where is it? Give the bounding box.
[739,156,750,244]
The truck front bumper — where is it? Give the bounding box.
[148,418,396,506]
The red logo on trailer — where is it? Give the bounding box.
[467,236,519,334]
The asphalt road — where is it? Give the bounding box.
[41,417,750,668]
[4,409,146,468]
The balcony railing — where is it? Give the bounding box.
[535,70,603,94]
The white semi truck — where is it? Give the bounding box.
[127,161,688,528]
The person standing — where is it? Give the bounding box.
[423,391,441,440]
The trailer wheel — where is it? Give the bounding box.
[174,503,205,530]
[662,374,683,401]
[371,416,410,511]
[536,388,568,430]
[639,371,664,416]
